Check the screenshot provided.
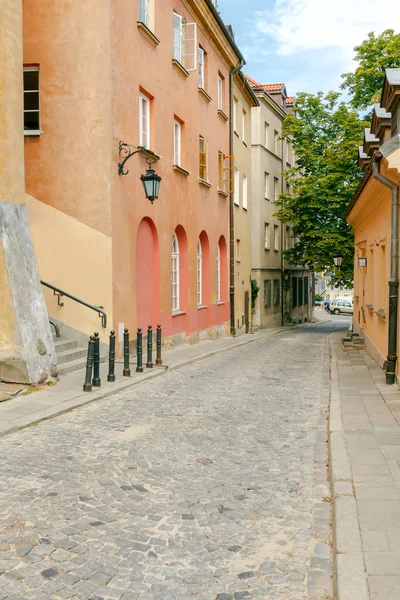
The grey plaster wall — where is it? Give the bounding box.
[0,201,57,383]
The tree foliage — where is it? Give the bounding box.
[341,30,400,111]
[275,92,369,286]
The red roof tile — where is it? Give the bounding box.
[245,74,284,92]
[286,96,295,106]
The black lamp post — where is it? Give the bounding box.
[118,141,162,204]
[332,252,344,268]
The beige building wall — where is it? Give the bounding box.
[0,0,25,203]
[232,74,258,335]
[250,91,286,329]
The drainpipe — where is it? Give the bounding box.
[372,153,399,384]
[229,58,245,337]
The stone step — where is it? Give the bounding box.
[54,338,78,353]
[56,347,87,365]
[57,357,88,376]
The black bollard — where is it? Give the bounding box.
[146,325,153,368]
[92,332,101,387]
[123,328,131,377]
[136,328,143,373]
[83,336,95,392]
[156,324,162,365]
[107,330,116,382]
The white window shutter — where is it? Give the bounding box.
[183,23,197,71]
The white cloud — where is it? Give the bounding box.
[255,0,399,63]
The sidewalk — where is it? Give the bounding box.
[0,326,286,439]
[330,332,400,600]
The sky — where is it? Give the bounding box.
[217,0,399,98]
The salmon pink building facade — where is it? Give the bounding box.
[22,0,243,351]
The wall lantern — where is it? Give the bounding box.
[358,256,367,267]
[117,141,162,204]
[332,252,344,268]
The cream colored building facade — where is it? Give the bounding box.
[232,72,259,335]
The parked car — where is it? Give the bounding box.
[329,298,353,315]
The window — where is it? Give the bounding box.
[242,175,248,210]
[273,280,280,306]
[139,93,150,148]
[285,141,290,164]
[218,75,224,111]
[233,168,240,205]
[242,109,246,141]
[285,226,290,250]
[264,122,269,147]
[298,277,304,306]
[274,177,279,201]
[198,47,205,88]
[197,239,202,306]
[264,280,271,308]
[217,244,221,302]
[199,136,207,181]
[173,12,183,63]
[236,239,240,262]
[233,97,238,131]
[218,152,224,190]
[174,120,181,166]
[172,233,179,311]
[138,0,149,25]
[304,277,309,305]
[292,277,298,308]
[274,225,279,251]
[264,223,270,250]
[23,67,40,134]
[264,172,269,200]
[286,182,290,195]
[274,130,279,155]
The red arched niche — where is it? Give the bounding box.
[199,230,210,307]
[218,235,228,303]
[136,217,160,331]
[175,225,189,313]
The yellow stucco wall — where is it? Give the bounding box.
[25,195,113,342]
[0,0,25,203]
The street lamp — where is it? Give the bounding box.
[118,141,162,204]
[332,252,344,268]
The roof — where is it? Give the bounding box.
[374,103,391,119]
[245,75,284,93]
[386,68,400,86]
[364,128,379,144]
[286,96,295,106]
[358,146,368,160]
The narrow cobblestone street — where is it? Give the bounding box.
[0,320,349,600]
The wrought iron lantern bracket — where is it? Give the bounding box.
[118,141,158,176]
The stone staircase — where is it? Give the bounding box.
[342,332,365,352]
[53,335,87,376]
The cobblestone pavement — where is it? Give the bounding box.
[0,320,348,600]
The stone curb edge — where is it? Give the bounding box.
[0,325,299,439]
[328,335,369,600]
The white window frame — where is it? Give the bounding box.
[139,93,150,149]
[264,172,269,200]
[138,0,149,25]
[23,66,40,136]
[217,244,221,302]
[218,75,223,111]
[264,223,270,250]
[274,225,279,251]
[233,97,238,132]
[264,122,269,148]
[274,130,279,155]
[174,120,181,166]
[242,109,246,141]
[236,239,240,262]
[198,47,205,88]
[242,175,248,210]
[173,12,183,63]
[233,168,240,206]
[197,239,202,306]
[286,140,290,163]
[274,177,279,202]
[172,233,180,312]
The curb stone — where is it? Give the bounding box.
[328,336,369,600]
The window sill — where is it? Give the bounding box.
[366,304,374,310]
[24,130,41,136]
[375,309,386,319]
[137,21,160,46]
[198,178,211,189]
[264,247,270,251]
[172,59,189,78]
[172,310,185,317]
[234,130,240,138]
[173,165,190,177]
[218,109,229,121]
[217,189,229,197]
[265,197,270,201]
[198,88,212,103]
[217,301,225,306]
[243,141,248,147]
[236,260,241,263]
[243,206,248,211]
[198,305,207,311]
[233,201,240,207]
[274,249,279,253]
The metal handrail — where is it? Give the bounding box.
[49,318,60,338]
[41,280,107,328]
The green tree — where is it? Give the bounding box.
[341,29,400,111]
[275,92,369,286]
